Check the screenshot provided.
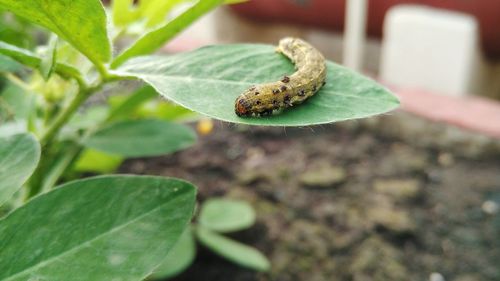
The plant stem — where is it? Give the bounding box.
[39,84,101,146]
[26,81,103,199]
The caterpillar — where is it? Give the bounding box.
[235,37,327,117]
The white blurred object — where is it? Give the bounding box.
[380,5,479,96]
[343,0,368,71]
[482,200,499,215]
[430,272,446,281]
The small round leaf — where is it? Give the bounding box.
[199,198,256,233]
[149,227,196,280]
[196,226,270,272]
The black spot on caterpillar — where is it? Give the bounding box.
[235,37,327,117]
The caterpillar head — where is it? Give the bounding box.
[235,85,276,117]
[235,96,252,117]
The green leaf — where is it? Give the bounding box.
[112,0,139,27]
[116,44,400,126]
[199,198,255,233]
[39,143,80,193]
[39,34,58,80]
[0,54,23,72]
[0,0,111,65]
[149,227,196,280]
[0,121,27,137]
[0,80,36,121]
[111,0,224,68]
[0,133,40,206]
[84,119,197,157]
[141,0,186,28]
[196,226,270,272]
[73,148,124,173]
[106,86,158,122]
[108,91,197,122]
[66,106,109,131]
[0,175,196,281]
[0,41,81,79]
[138,101,197,121]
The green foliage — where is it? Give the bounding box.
[196,226,270,272]
[73,148,123,173]
[0,80,35,121]
[0,133,40,205]
[0,41,81,79]
[84,119,197,158]
[106,86,158,122]
[111,0,225,68]
[0,12,37,48]
[117,44,399,126]
[107,87,198,122]
[39,34,58,81]
[199,198,256,233]
[0,54,22,72]
[151,199,269,279]
[0,0,111,66]
[0,175,196,281]
[149,227,196,279]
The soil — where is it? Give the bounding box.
[121,113,500,281]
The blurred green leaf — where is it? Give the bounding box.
[0,12,34,48]
[40,34,58,81]
[0,121,26,137]
[112,0,140,27]
[55,41,93,75]
[199,198,255,233]
[0,41,38,66]
[61,106,109,140]
[0,0,111,66]
[141,0,186,28]
[149,227,196,280]
[0,80,35,121]
[84,119,197,157]
[111,0,224,68]
[73,148,123,173]
[0,41,81,79]
[0,133,40,206]
[138,100,197,121]
[196,226,270,272]
[39,142,80,193]
[117,44,399,126]
[0,175,196,281]
[108,88,197,122]
[0,54,23,72]
[67,106,109,130]
[107,86,158,122]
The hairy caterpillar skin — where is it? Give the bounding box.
[235,37,327,117]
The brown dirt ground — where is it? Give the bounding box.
[121,114,500,281]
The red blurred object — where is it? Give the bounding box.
[230,0,500,60]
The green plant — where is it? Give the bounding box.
[150,198,268,280]
[0,0,399,280]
